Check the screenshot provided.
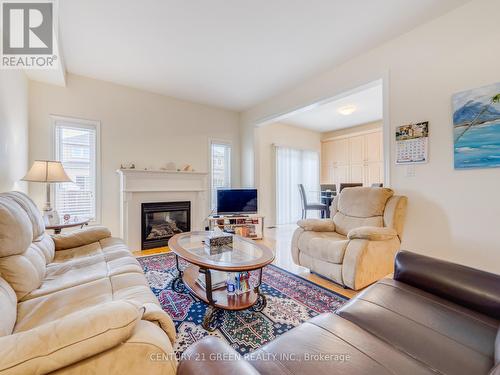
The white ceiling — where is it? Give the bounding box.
[59,0,468,111]
[282,83,383,132]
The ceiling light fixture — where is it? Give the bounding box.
[337,105,357,116]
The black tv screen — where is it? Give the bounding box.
[217,189,258,215]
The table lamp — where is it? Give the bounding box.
[22,160,73,225]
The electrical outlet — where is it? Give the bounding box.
[405,165,416,177]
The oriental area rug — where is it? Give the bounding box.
[138,252,348,355]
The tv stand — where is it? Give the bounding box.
[208,214,264,240]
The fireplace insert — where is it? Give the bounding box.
[141,201,190,250]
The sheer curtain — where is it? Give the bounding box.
[275,146,320,225]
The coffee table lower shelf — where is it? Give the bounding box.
[183,265,258,310]
[178,265,266,331]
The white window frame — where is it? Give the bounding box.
[209,139,232,211]
[51,115,102,224]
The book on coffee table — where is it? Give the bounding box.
[196,270,227,290]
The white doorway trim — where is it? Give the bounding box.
[252,72,391,187]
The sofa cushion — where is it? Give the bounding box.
[298,252,343,284]
[297,230,348,263]
[52,226,111,251]
[1,301,141,375]
[180,337,259,375]
[0,196,48,299]
[2,191,45,242]
[0,197,33,257]
[331,187,393,236]
[14,237,158,332]
[333,212,383,236]
[21,237,144,301]
[0,278,16,337]
[15,272,160,333]
[33,233,55,264]
[337,187,393,217]
[0,244,47,299]
[48,319,177,374]
[249,313,435,375]
[304,233,349,264]
[394,250,500,320]
[336,279,498,375]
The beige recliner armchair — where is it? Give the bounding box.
[292,187,407,290]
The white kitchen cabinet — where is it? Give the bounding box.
[321,130,384,187]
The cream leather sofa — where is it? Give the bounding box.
[292,187,407,290]
[0,192,177,375]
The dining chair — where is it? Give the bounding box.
[338,182,363,192]
[298,184,327,219]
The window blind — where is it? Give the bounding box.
[211,142,232,210]
[54,121,97,221]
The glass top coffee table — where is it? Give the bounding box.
[168,231,275,331]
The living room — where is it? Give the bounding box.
[0,1,499,374]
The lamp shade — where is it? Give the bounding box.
[22,160,73,183]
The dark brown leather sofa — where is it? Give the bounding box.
[178,251,500,375]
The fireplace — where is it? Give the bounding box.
[141,201,191,250]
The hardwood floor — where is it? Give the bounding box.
[133,224,359,299]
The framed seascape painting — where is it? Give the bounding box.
[453,82,500,169]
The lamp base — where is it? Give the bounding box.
[43,209,60,226]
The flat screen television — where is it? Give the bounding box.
[216,189,258,215]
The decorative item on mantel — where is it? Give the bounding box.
[120,163,136,169]
[161,162,177,171]
[182,164,195,172]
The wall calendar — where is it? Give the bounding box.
[395,122,429,164]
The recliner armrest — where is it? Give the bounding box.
[394,251,500,320]
[0,301,140,374]
[52,226,112,250]
[178,337,259,375]
[141,302,177,344]
[347,226,398,241]
[297,219,336,232]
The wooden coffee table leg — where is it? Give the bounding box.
[201,268,221,331]
[172,255,185,293]
[202,305,220,331]
[251,268,267,312]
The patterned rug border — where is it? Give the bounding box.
[136,251,350,301]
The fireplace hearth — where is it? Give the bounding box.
[141,201,190,250]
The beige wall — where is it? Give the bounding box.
[29,74,240,235]
[255,122,321,226]
[242,0,500,273]
[321,120,382,140]
[0,71,28,193]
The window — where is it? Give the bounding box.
[53,117,100,222]
[210,141,231,210]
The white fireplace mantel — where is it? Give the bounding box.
[117,169,209,250]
